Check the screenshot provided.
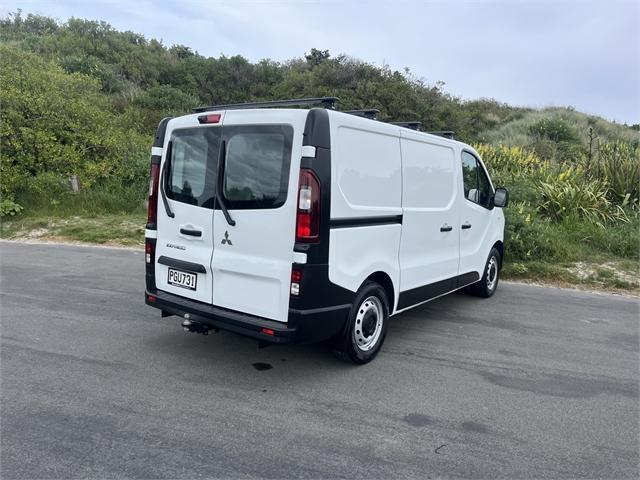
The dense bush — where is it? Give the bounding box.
[0,44,148,211]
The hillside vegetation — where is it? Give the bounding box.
[1,11,638,291]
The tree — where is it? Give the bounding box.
[305,48,330,66]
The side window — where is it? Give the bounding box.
[461,151,479,203]
[461,151,492,209]
[477,163,492,208]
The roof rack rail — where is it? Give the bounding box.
[342,109,380,120]
[193,96,339,113]
[427,130,455,139]
[391,121,421,131]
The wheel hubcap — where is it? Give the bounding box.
[353,296,384,352]
[486,255,498,291]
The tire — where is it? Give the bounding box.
[466,247,501,298]
[334,281,389,364]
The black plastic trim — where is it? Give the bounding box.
[179,228,202,237]
[153,117,172,148]
[147,118,172,230]
[330,215,403,229]
[194,97,339,113]
[289,264,356,310]
[146,289,350,344]
[145,238,157,292]
[397,272,480,310]
[160,141,175,218]
[157,256,206,274]
[297,108,332,265]
[457,271,480,287]
[146,290,295,343]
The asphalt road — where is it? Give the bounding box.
[1,241,638,479]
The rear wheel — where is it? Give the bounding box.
[467,247,501,298]
[334,281,389,364]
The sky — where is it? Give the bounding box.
[1,0,638,124]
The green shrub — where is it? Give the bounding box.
[0,199,23,217]
[504,201,568,262]
[595,141,640,208]
[537,171,628,225]
[528,117,579,144]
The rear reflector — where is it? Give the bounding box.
[198,113,221,124]
[291,270,302,283]
[261,328,275,336]
[147,295,156,302]
[290,269,301,296]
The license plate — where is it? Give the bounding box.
[168,268,197,291]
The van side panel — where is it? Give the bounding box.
[327,114,402,312]
[398,133,460,301]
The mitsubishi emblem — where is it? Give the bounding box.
[221,231,232,245]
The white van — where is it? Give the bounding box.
[145,97,509,364]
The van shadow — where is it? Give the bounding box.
[144,317,349,386]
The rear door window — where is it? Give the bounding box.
[222,125,293,209]
[166,127,220,208]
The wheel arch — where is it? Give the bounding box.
[362,271,396,313]
[492,240,504,268]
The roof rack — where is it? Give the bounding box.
[391,121,422,131]
[193,96,339,113]
[427,130,455,139]
[342,109,380,120]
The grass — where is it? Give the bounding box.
[503,259,639,293]
[0,214,145,246]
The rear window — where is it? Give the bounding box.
[166,127,220,208]
[222,125,293,209]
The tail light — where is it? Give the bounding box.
[198,113,221,124]
[296,169,320,242]
[147,163,160,228]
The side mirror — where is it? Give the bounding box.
[493,187,509,208]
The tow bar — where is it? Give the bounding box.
[181,318,218,335]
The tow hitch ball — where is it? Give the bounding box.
[181,317,217,335]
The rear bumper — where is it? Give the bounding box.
[145,289,350,344]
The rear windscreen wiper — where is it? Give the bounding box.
[217,140,236,227]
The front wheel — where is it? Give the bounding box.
[334,281,389,364]
[467,247,501,298]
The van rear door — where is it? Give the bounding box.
[154,123,221,304]
[211,111,302,322]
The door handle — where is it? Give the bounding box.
[440,224,453,232]
[180,227,202,237]
[461,223,472,229]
